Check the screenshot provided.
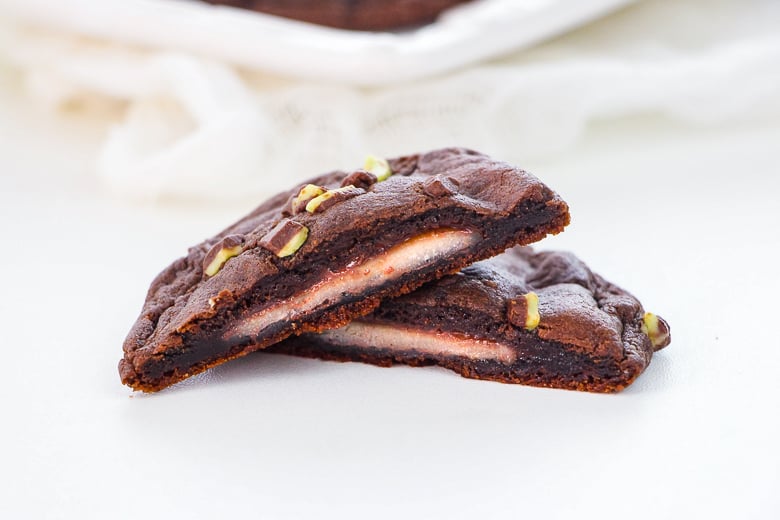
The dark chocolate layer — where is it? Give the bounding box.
[270,247,670,393]
[120,149,570,391]
[203,0,472,31]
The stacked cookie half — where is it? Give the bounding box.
[120,148,669,393]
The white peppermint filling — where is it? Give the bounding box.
[227,229,480,340]
[318,321,517,364]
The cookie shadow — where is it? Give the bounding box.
[138,351,328,396]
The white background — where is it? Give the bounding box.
[2,10,780,520]
[2,69,778,519]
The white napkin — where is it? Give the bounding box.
[1,0,778,202]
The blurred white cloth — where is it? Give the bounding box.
[1,0,779,201]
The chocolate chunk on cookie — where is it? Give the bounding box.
[119,148,569,392]
[258,219,309,257]
[271,247,670,393]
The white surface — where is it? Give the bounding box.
[1,66,779,519]
[0,0,634,85]
[2,0,778,202]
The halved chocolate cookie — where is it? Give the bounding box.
[271,247,670,393]
[120,148,570,391]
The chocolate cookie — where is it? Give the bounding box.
[203,0,472,31]
[120,148,570,392]
[270,247,670,392]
